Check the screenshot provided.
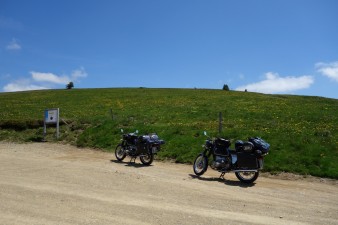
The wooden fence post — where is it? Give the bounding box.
[110,108,114,120]
[219,112,222,134]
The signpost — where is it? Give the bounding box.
[219,112,223,134]
[44,108,60,140]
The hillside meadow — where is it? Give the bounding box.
[0,88,337,178]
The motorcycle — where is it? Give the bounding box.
[193,131,270,183]
[115,129,165,165]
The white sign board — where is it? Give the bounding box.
[44,108,60,139]
[45,109,59,124]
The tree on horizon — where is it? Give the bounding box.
[222,84,229,91]
[66,82,74,89]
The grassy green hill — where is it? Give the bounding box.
[0,88,337,178]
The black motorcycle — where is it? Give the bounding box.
[193,131,270,183]
[115,129,165,165]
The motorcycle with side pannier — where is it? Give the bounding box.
[193,131,270,183]
[115,129,165,165]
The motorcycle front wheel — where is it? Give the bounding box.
[235,171,259,183]
[140,153,154,165]
[115,144,126,161]
[193,154,208,176]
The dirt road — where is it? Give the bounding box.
[0,142,337,225]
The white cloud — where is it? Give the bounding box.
[2,67,88,92]
[316,61,338,82]
[6,38,21,50]
[71,67,87,80]
[3,79,48,92]
[31,71,70,84]
[236,72,314,94]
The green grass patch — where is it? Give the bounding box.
[0,88,337,178]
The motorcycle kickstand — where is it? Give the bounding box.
[219,172,225,180]
[130,157,137,163]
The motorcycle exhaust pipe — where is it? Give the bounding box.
[233,170,258,172]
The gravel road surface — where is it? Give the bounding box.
[0,142,337,225]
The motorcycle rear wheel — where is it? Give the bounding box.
[193,155,208,176]
[140,153,154,165]
[235,171,259,183]
[115,144,126,161]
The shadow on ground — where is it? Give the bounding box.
[189,174,255,188]
[110,159,153,168]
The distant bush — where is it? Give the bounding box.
[66,82,74,89]
[222,84,230,91]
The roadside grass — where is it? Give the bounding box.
[0,88,337,178]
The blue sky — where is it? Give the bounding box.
[1,0,338,99]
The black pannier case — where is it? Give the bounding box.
[235,140,254,153]
[236,153,258,169]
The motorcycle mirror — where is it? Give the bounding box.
[136,130,139,134]
[120,129,124,133]
[203,131,207,136]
